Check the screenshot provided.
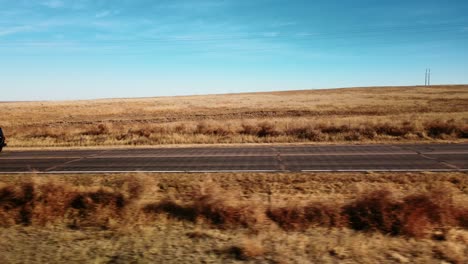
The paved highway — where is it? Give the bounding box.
[0,144,467,173]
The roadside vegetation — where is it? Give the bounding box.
[1,172,467,263]
[2,85,467,147]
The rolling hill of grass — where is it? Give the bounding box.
[2,85,467,147]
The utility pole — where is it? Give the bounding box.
[425,68,431,86]
[428,68,431,86]
[425,69,428,86]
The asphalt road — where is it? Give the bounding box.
[0,144,467,173]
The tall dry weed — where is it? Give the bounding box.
[267,187,468,238]
[267,202,342,230]
[144,183,266,228]
[0,178,145,229]
[424,119,465,138]
[1,176,467,238]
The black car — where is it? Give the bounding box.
[0,128,6,152]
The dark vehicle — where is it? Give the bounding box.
[0,128,6,152]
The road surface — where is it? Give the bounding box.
[0,144,467,173]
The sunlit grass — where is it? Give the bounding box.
[0,172,467,263]
[3,85,467,147]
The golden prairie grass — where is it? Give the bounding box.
[0,172,467,263]
[2,85,467,147]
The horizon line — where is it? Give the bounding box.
[1,84,466,103]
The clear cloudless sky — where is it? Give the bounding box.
[1,0,467,101]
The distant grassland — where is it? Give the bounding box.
[2,85,468,147]
[0,172,467,263]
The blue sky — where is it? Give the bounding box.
[1,0,467,101]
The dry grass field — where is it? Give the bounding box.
[2,85,467,147]
[1,172,467,263]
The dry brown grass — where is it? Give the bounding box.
[343,189,467,238]
[225,238,266,261]
[0,172,467,263]
[144,183,266,229]
[3,85,467,147]
[0,180,140,229]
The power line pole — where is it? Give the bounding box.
[424,68,431,86]
[428,68,431,86]
[425,69,427,86]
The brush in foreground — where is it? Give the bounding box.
[1,178,467,239]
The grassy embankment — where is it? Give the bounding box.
[2,85,467,147]
[1,172,467,263]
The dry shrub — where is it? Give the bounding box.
[455,207,468,228]
[27,127,66,139]
[173,123,188,134]
[102,174,152,200]
[82,124,110,136]
[343,190,402,235]
[227,238,265,261]
[192,194,262,228]
[399,195,440,237]
[0,182,79,226]
[0,182,35,226]
[424,119,462,138]
[11,117,467,147]
[32,183,79,225]
[460,124,468,138]
[144,199,197,221]
[128,127,152,138]
[142,183,467,237]
[150,125,169,134]
[359,125,377,139]
[67,188,129,229]
[374,123,414,137]
[285,126,324,141]
[115,133,128,141]
[267,202,341,230]
[343,189,465,238]
[239,123,260,135]
[1,177,467,238]
[318,124,351,134]
[256,122,280,137]
[267,188,467,238]
[344,131,362,141]
[196,121,232,136]
[132,137,153,145]
[114,129,153,141]
[144,184,265,228]
[0,179,143,229]
[195,121,210,134]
